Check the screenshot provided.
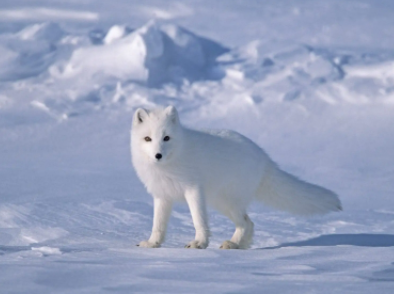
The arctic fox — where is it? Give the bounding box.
[131,106,342,249]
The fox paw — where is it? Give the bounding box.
[219,240,239,249]
[185,240,208,249]
[137,240,160,248]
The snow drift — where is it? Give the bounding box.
[51,21,228,87]
[1,20,394,122]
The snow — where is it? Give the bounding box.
[1,0,394,293]
[54,21,227,86]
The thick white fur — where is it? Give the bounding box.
[131,106,342,249]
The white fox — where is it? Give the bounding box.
[131,106,342,249]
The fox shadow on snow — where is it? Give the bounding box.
[262,233,394,249]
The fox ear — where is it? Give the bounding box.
[165,105,178,124]
[134,108,148,125]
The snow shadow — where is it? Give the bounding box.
[0,245,31,255]
[368,266,394,282]
[262,234,394,249]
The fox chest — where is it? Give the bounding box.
[140,168,190,201]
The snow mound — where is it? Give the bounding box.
[51,21,228,87]
[103,25,133,44]
[0,22,64,81]
[219,40,394,105]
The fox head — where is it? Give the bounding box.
[132,106,183,164]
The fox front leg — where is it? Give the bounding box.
[138,198,172,248]
[184,188,210,249]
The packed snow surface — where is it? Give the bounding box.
[0,0,394,293]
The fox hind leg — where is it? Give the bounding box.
[220,211,254,250]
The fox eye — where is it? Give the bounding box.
[163,136,170,142]
[144,136,152,142]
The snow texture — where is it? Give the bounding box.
[0,0,394,293]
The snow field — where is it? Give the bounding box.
[1,1,394,293]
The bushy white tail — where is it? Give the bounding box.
[257,166,342,215]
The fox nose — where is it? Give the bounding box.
[155,153,162,160]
